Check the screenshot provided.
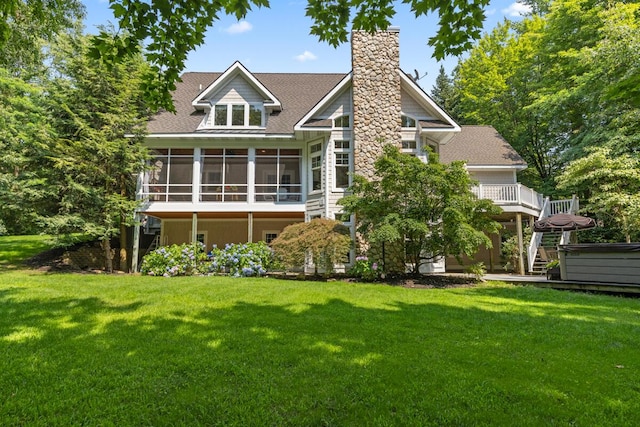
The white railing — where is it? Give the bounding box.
[527,195,579,272]
[528,197,550,272]
[472,184,543,210]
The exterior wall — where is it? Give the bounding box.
[208,75,264,104]
[401,88,434,119]
[351,29,402,180]
[470,170,517,185]
[319,88,352,118]
[162,219,249,250]
[252,218,303,242]
[161,220,192,246]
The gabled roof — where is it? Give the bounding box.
[191,61,281,111]
[440,126,527,168]
[147,72,347,135]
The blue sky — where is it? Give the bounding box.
[82,0,530,91]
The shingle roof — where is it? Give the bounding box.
[419,119,455,129]
[147,72,347,135]
[439,125,526,167]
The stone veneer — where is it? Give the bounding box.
[351,29,402,180]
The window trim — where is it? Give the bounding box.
[309,141,323,194]
[210,102,264,128]
[333,139,352,191]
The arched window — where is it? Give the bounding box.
[333,114,350,128]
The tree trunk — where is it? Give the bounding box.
[120,220,128,272]
[102,239,114,273]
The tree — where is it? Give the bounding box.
[339,145,501,274]
[557,148,640,244]
[87,0,492,112]
[0,0,84,77]
[44,32,150,272]
[430,65,458,120]
[270,218,352,274]
[0,68,57,235]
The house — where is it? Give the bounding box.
[131,28,555,274]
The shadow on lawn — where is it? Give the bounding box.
[1,288,639,425]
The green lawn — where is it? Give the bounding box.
[1,268,639,426]
[0,235,53,269]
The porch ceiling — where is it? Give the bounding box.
[145,211,304,219]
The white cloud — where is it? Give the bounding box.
[295,50,318,62]
[502,2,532,17]
[224,20,253,34]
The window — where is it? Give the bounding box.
[335,212,351,223]
[334,114,350,128]
[231,105,244,126]
[334,140,350,150]
[334,139,351,189]
[402,140,419,157]
[263,231,279,244]
[401,114,416,127]
[214,105,227,126]
[310,142,323,191]
[211,103,263,127]
[255,148,302,202]
[200,149,248,202]
[249,105,262,126]
[146,149,193,202]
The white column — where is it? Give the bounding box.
[248,212,253,243]
[247,147,255,203]
[191,212,198,243]
[192,147,201,204]
[131,213,141,272]
[516,212,525,275]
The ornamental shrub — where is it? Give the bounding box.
[140,242,209,277]
[349,255,381,281]
[208,242,273,277]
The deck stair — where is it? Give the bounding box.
[530,232,562,274]
[527,195,579,274]
[145,234,160,255]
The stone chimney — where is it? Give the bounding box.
[351,28,402,180]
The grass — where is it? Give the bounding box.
[1,272,639,426]
[0,235,53,269]
[1,235,640,425]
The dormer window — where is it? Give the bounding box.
[212,103,263,127]
[401,114,416,128]
[334,114,350,128]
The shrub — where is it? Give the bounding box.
[349,255,381,281]
[140,242,209,277]
[208,242,273,277]
[465,262,486,281]
[270,218,352,274]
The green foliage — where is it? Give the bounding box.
[465,262,486,281]
[430,65,459,120]
[501,226,532,273]
[140,242,209,277]
[88,0,492,112]
[270,218,352,274]
[0,0,84,77]
[349,255,381,281]
[208,242,274,277]
[340,145,502,273]
[0,68,58,235]
[43,32,150,271]
[454,0,640,199]
[557,147,640,243]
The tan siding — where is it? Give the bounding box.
[209,76,264,104]
[317,88,352,118]
[162,221,191,246]
[471,171,516,185]
[253,219,303,242]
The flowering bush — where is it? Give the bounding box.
[349,255,381,281]
[140,242,209,277]
[208,242,274,277]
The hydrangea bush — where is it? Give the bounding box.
[140,242,209,277]
[349,255,381,281]
[208,242,274,277]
